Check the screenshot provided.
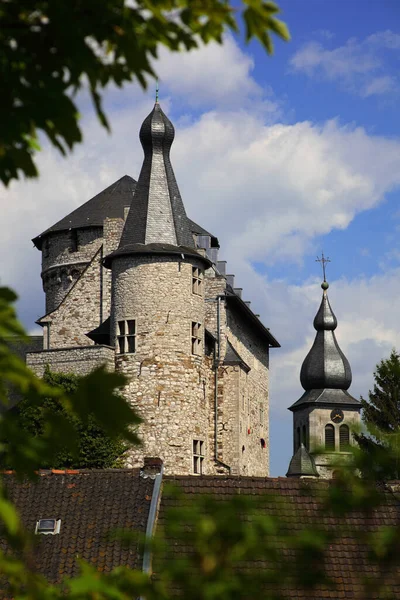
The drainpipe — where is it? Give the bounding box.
[213,294,231,473]
[99,245,103,325]
[142,460,164,577]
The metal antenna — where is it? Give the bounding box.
[155,78,159,103]
[316,251,331,282]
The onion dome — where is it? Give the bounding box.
[300,282,352,391]
[289,281,360,411]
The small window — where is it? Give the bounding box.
[193,440,204,474]
[117,319,136,354]
[192,267,203,295]
[43,239,50,258]
[69,230,79,253]
[339,424,350,451]
[325,424,335,451]
[191,322,202,355]
[35,519,61,535]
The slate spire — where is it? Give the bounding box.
[300,281,352,391]
[117,101,195,251]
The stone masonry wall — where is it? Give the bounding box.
[44,248,104,348]
[303,406,360,478]
[27,346,115,378]
[111,254,213,475]
[225,306,269,477]
[102,218,125,317]
[204,273,270,477]
[41,228,103,314]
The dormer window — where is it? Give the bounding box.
[35,519,61,535]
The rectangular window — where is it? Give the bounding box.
[117,319,136,354]
[192,267,203,295]
[191,321,202,355]
[193,440,204,474]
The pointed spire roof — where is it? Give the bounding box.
[289,281,360,411]
[104,101,206,269]
[286,444,319,478]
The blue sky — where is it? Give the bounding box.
[1,0,400,476]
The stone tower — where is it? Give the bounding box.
[287,280,361,478]
[104,101,214,474]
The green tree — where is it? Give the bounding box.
[0,0,290,187]
[2,367,129,469]
[357,350,400,479]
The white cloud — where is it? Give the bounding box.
[2,34,400,477]
[362,75,396,97]
[290,30,399,98]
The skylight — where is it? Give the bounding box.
[35,519,61,535]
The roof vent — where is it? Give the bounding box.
[35,519,61,535]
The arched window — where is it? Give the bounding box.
[302,425,307,449]
[296,427,301,451]
[325,424,335,451]
[339,424,350,451]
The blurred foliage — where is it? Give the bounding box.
[357,349,400,478]
[0,0,290,186]
[1,367,129,469]
[1,286,400,597]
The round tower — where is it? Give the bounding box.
[104,102,212,475]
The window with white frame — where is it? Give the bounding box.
[117,319,136,354]
[193,440,204,474]
[191,322,202,355]
[192,267,203,295]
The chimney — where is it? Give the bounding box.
[226,274,235,288]
[244,301,251,308]
[140,457,163,479]
[206,247,219,264]
[234,288,243,298]
[216,261,227,276]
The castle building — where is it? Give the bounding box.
[27,100,280,477]
[286,279,361,478]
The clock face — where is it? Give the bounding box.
[330,409,344,424]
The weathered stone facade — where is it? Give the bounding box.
[28,101,280,477]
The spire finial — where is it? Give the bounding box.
[316,252,330,290]
[155,78,159,103]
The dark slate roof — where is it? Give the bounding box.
[113,102,195,262]
[32,176,136,249]
[188,219,219,247]
[1,470,154,584]
[290,388,361,411]
[223,340,251,372]
[290,283,360,411]
[300,284,352,391]
[159,475,400,599]
[225,286,280,348]
[286,443,319,477]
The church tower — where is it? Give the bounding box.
[287,275,361,478]
[104,100,213,474]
